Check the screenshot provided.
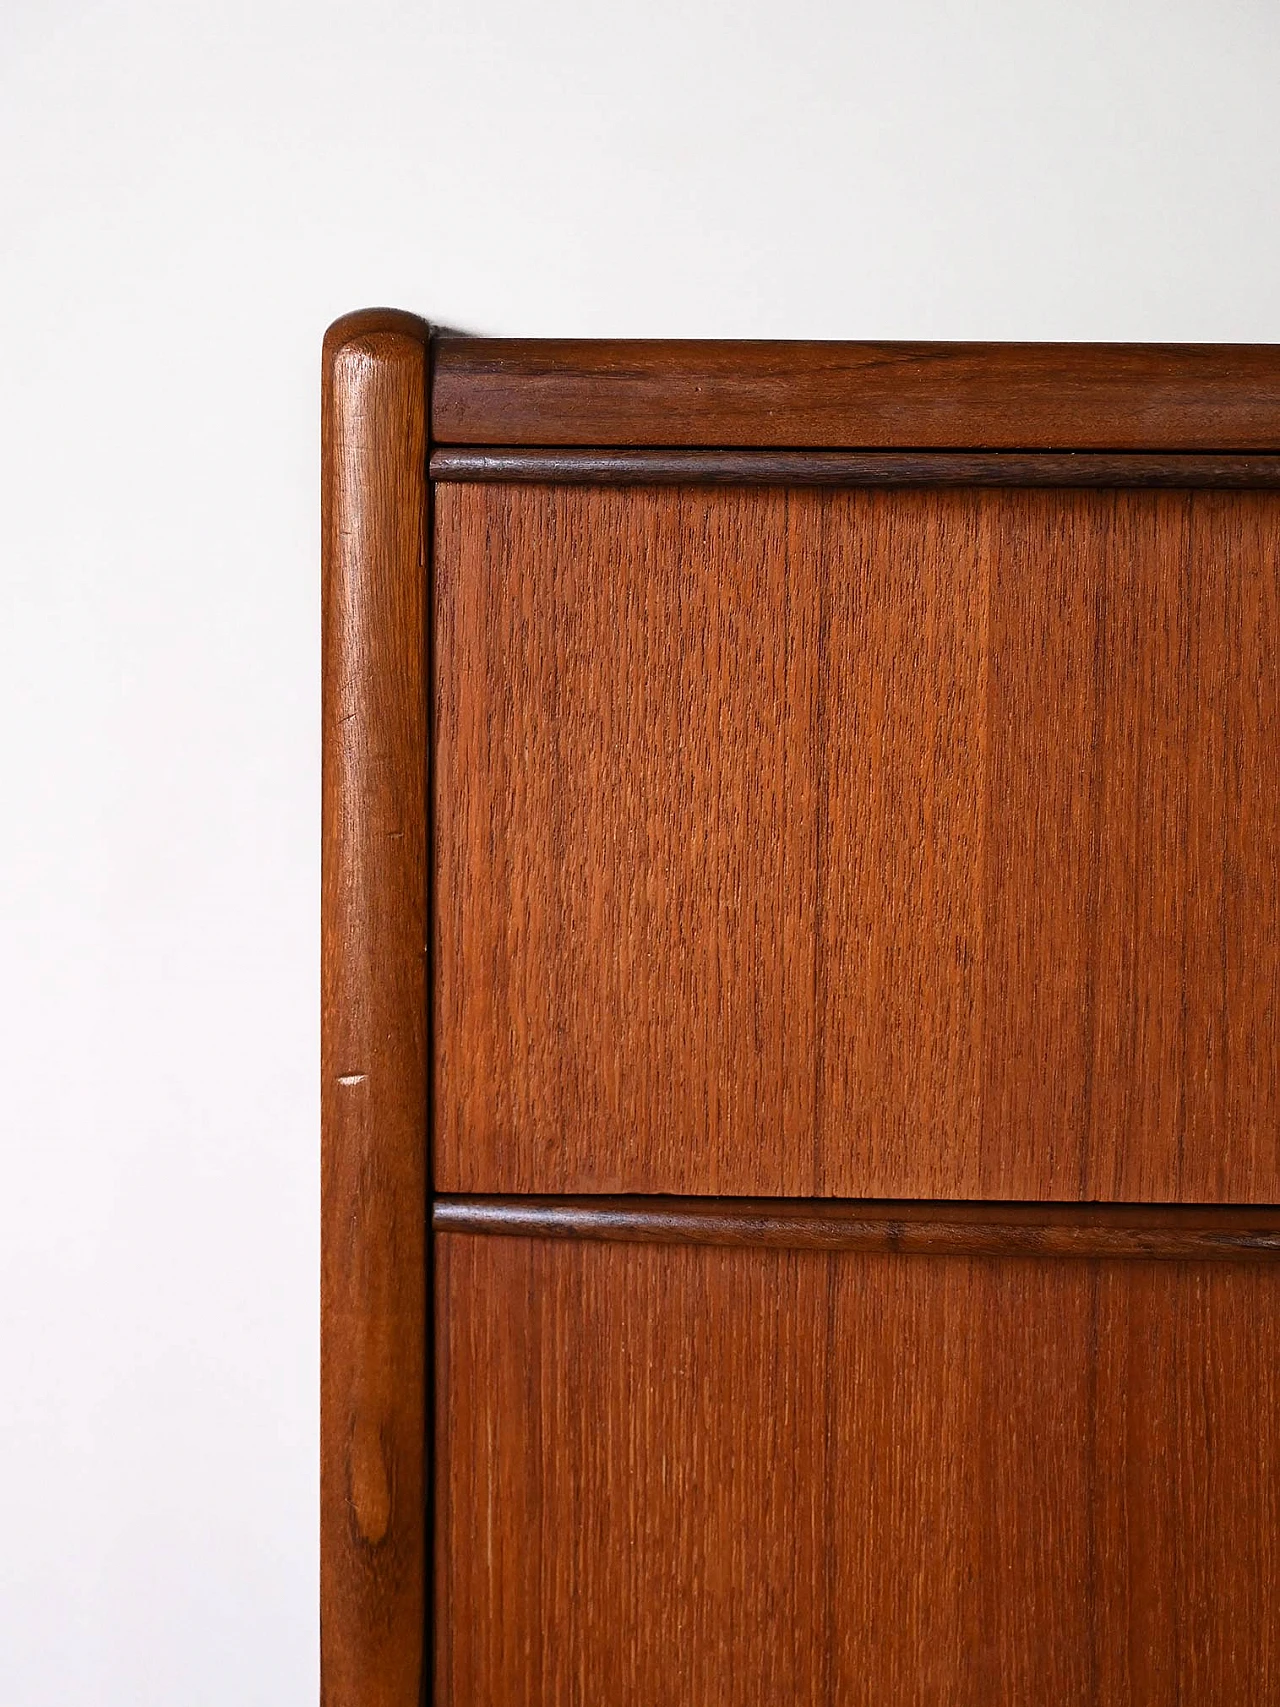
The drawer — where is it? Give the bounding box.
[433,482,1280,1200]
[434,1213,1280,1707]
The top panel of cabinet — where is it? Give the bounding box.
[431,339,1280,450]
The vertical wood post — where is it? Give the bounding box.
[321,310,430,1707]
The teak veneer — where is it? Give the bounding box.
[323,312,1280,1707]
[431,337,1280,449]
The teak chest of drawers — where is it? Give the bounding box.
[322,312,1280,1706]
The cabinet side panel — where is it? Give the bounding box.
[321,312,429,1707]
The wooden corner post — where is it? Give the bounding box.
[322,310,430,1707]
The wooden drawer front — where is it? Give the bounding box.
[435,1230,1280,1707]
[433,483,1280,1200]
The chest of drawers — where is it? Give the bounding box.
[322,313,1280,1705]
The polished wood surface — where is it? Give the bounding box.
[321,309,429,1707]
[322,315,1280,1706]
[430,446,1280,487]
[434,1196,1280,1259]
[431,338,1280,450]
[433,481,1280,1201]
[436,1231,1280,1707]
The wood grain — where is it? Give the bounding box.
[319,318,1280,1706]
[435,1232,1280,1707]
[433,482,1280,1200]
[430,446,1280,487]
[321,309,429,1707]
[431,338,1280,450]
[432,1196,1280,1260]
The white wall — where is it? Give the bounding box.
[1,2,1278,1701]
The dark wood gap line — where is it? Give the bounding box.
[429,447,1280,488]
[432,1195,1280,1259]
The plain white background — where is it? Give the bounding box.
[2,1,1279,1701]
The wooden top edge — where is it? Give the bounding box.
[433,1196,1280,1259]
[430,336,1280,450]
[324,307,430,365]
[428,447,1280,489]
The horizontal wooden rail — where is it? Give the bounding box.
[431,338,1280,450]
[430,447,1280,487]
[433,1196,1280,1260]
